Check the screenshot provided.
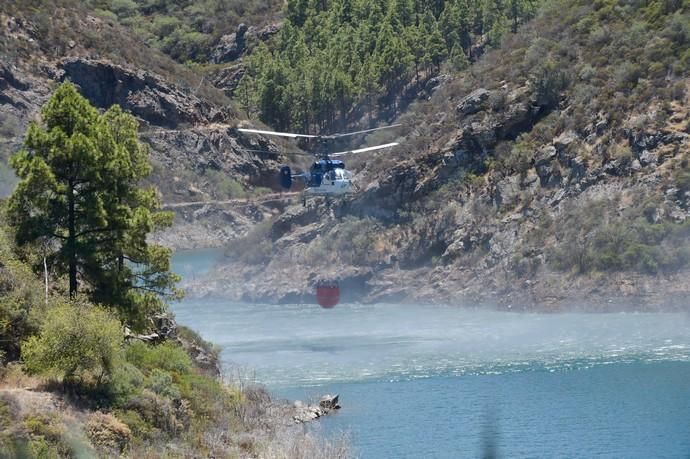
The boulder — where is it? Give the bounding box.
[255,23,281,41]
[211,23,248,64]
[535,146,559,187]
[603,158,630,177]
[292,394,341,424]
[553,131,578,167]
[0,63,29,91]
[456,88,490,116]
[210,23,281,64]
[319,394,340,410]
[494,175,521,209]
[569,156,587,181]
[553,131,578,152]
[639,149,658,166]
[211,64,245,96]
[424,74,451,96]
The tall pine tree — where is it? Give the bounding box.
[8,82,180,330]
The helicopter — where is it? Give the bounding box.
[237,124,400,205]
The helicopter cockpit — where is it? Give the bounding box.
[311,159,345,174]
[310,160,346,187]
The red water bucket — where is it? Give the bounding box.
[316,283,340,309]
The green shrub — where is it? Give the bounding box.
[675,169,690,193]
[549,202,690,275]
[21,300,124,386]
[177,325,220,361]
[0,223,44,362]
[23,414,64,445]
[146,369,181,400]
[532,59,569,108]
[205,170,248,199]
[113,409,153,440]
[177,372,237,420]
[501,135,537,175]
[104,362,145,407]
[22,413,74,457]
[85,412,131,454]
[124,389,184,435]
[125,341,193,375]
[110,0,138,18]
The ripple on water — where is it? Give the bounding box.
[170,294,690,387]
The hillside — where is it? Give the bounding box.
[0,68,347,459]
[2,0,689,296]
[0,216,345,456]
[203,0,690,310]
[0,0,291,247]
[1,0,688,456]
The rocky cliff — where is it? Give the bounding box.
[0,4,286,246]
[197,0,690,310]
[3,1,689,310]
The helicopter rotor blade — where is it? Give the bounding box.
[328,124,403,139]
[237,128,318,139]
[329,142,399,157]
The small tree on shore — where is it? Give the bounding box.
[8,82,180,329]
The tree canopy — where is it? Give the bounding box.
[8,82,180,329]
[238,0,538,133]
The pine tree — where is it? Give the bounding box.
[356,57,382,124]
[287,0,311,26]
[425,13,448,71]
[8,82,180,329]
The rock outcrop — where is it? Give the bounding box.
[200,71,690,310]
[210,23,281,64]
[124,314,222,377]
[59,58,223,128]
[292,394,341,423]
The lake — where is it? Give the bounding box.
[171,249,690,458]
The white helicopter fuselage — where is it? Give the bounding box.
[304,168,355,196]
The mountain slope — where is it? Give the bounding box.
[207,0,690,310]
[0,0,290,246]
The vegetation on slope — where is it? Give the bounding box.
[0,0,232,106]
[238,0,539,133]
[417,0,690,276]
[0,85,346,457]
[86,0,284,63]
[224,0,690,305]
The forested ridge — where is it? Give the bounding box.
[214,0,690,307]
[238,0,539,133]
[9,0,539,135]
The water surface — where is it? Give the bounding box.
[171,250,690,458]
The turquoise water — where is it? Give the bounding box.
[171,250,690,458]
